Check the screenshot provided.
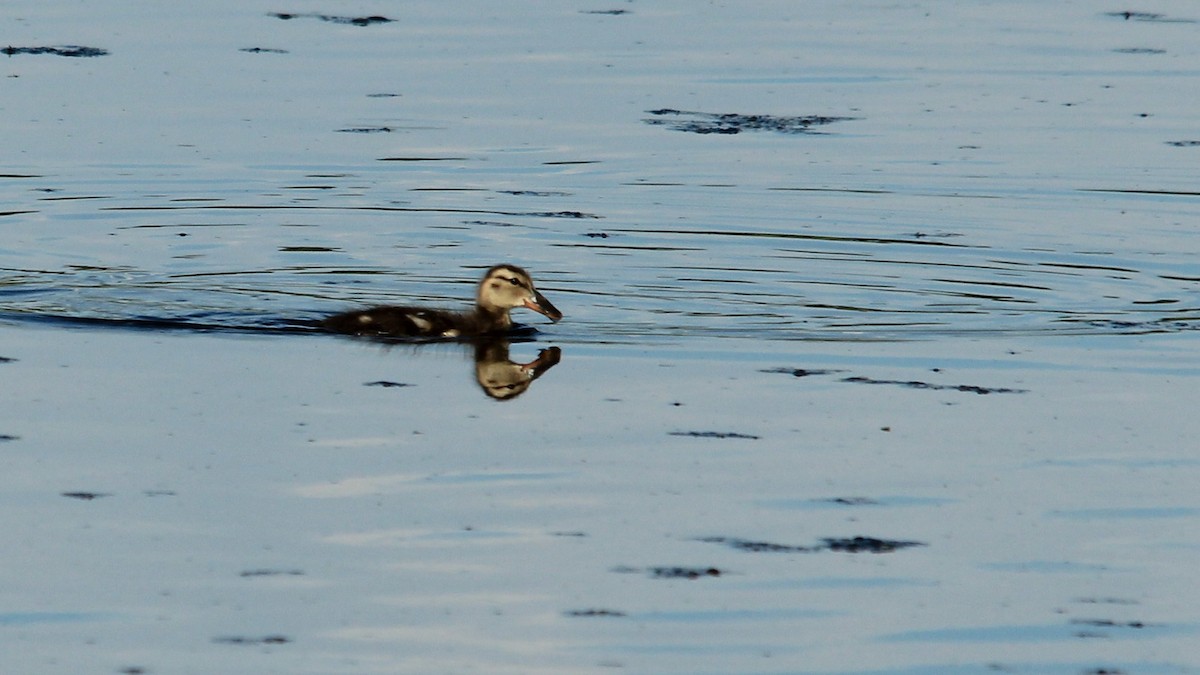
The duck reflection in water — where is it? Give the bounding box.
[324,264,563,400]
[474,340,561,400]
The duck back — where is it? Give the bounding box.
[323,305,508,338]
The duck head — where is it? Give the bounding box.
[477,264,562,322]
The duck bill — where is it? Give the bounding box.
[524,291,562,322]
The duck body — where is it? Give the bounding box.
[324,264,561,339]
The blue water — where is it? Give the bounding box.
[2,2,1200,673]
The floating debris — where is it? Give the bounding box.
[364,380,412,388]
[644,108,857,135]
[239,47,289,54]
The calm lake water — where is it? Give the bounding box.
[2,2,1199,673]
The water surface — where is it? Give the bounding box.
[2,2,1199,673]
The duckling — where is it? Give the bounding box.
[324,264,562,339]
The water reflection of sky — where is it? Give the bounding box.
[3,3,1200,341]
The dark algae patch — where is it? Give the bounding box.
[377,156,469,162]
[612,565,725,579]
[565,608,627,617]
[760,367,842,378]
[1104,11,1196,23]
[1070,618,1157,640]
[2,45,108,57]
[698,535,926,554]
[841,376,1027,395]
[239,569,305,578]
[644,108,857,135]
[648,566,724,579]
[698,538,809,553]
[821,496,880,506]
[1070,618,1150,629]
[823,536,925,553]
[1113,47,1166,54]
[669,431,760,440]
[61,491,111,500]
[269,12,393,26]
[213,634,291,645]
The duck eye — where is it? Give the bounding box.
[507,277,522,286]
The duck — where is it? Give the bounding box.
[323,263,562,339]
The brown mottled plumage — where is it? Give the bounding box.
[324,264,561,339]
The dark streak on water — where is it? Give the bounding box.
[697,535,926,554]
[669,430,760,440]
[618,566,724,580]
[268,12,393,26]
[643,109,858,135]
[840,376,1027,395]
[239,569,305,578]
[61,492,112,500]
[2,45,108,57]
[1104,11,1197,23]
[212,634,291,645]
